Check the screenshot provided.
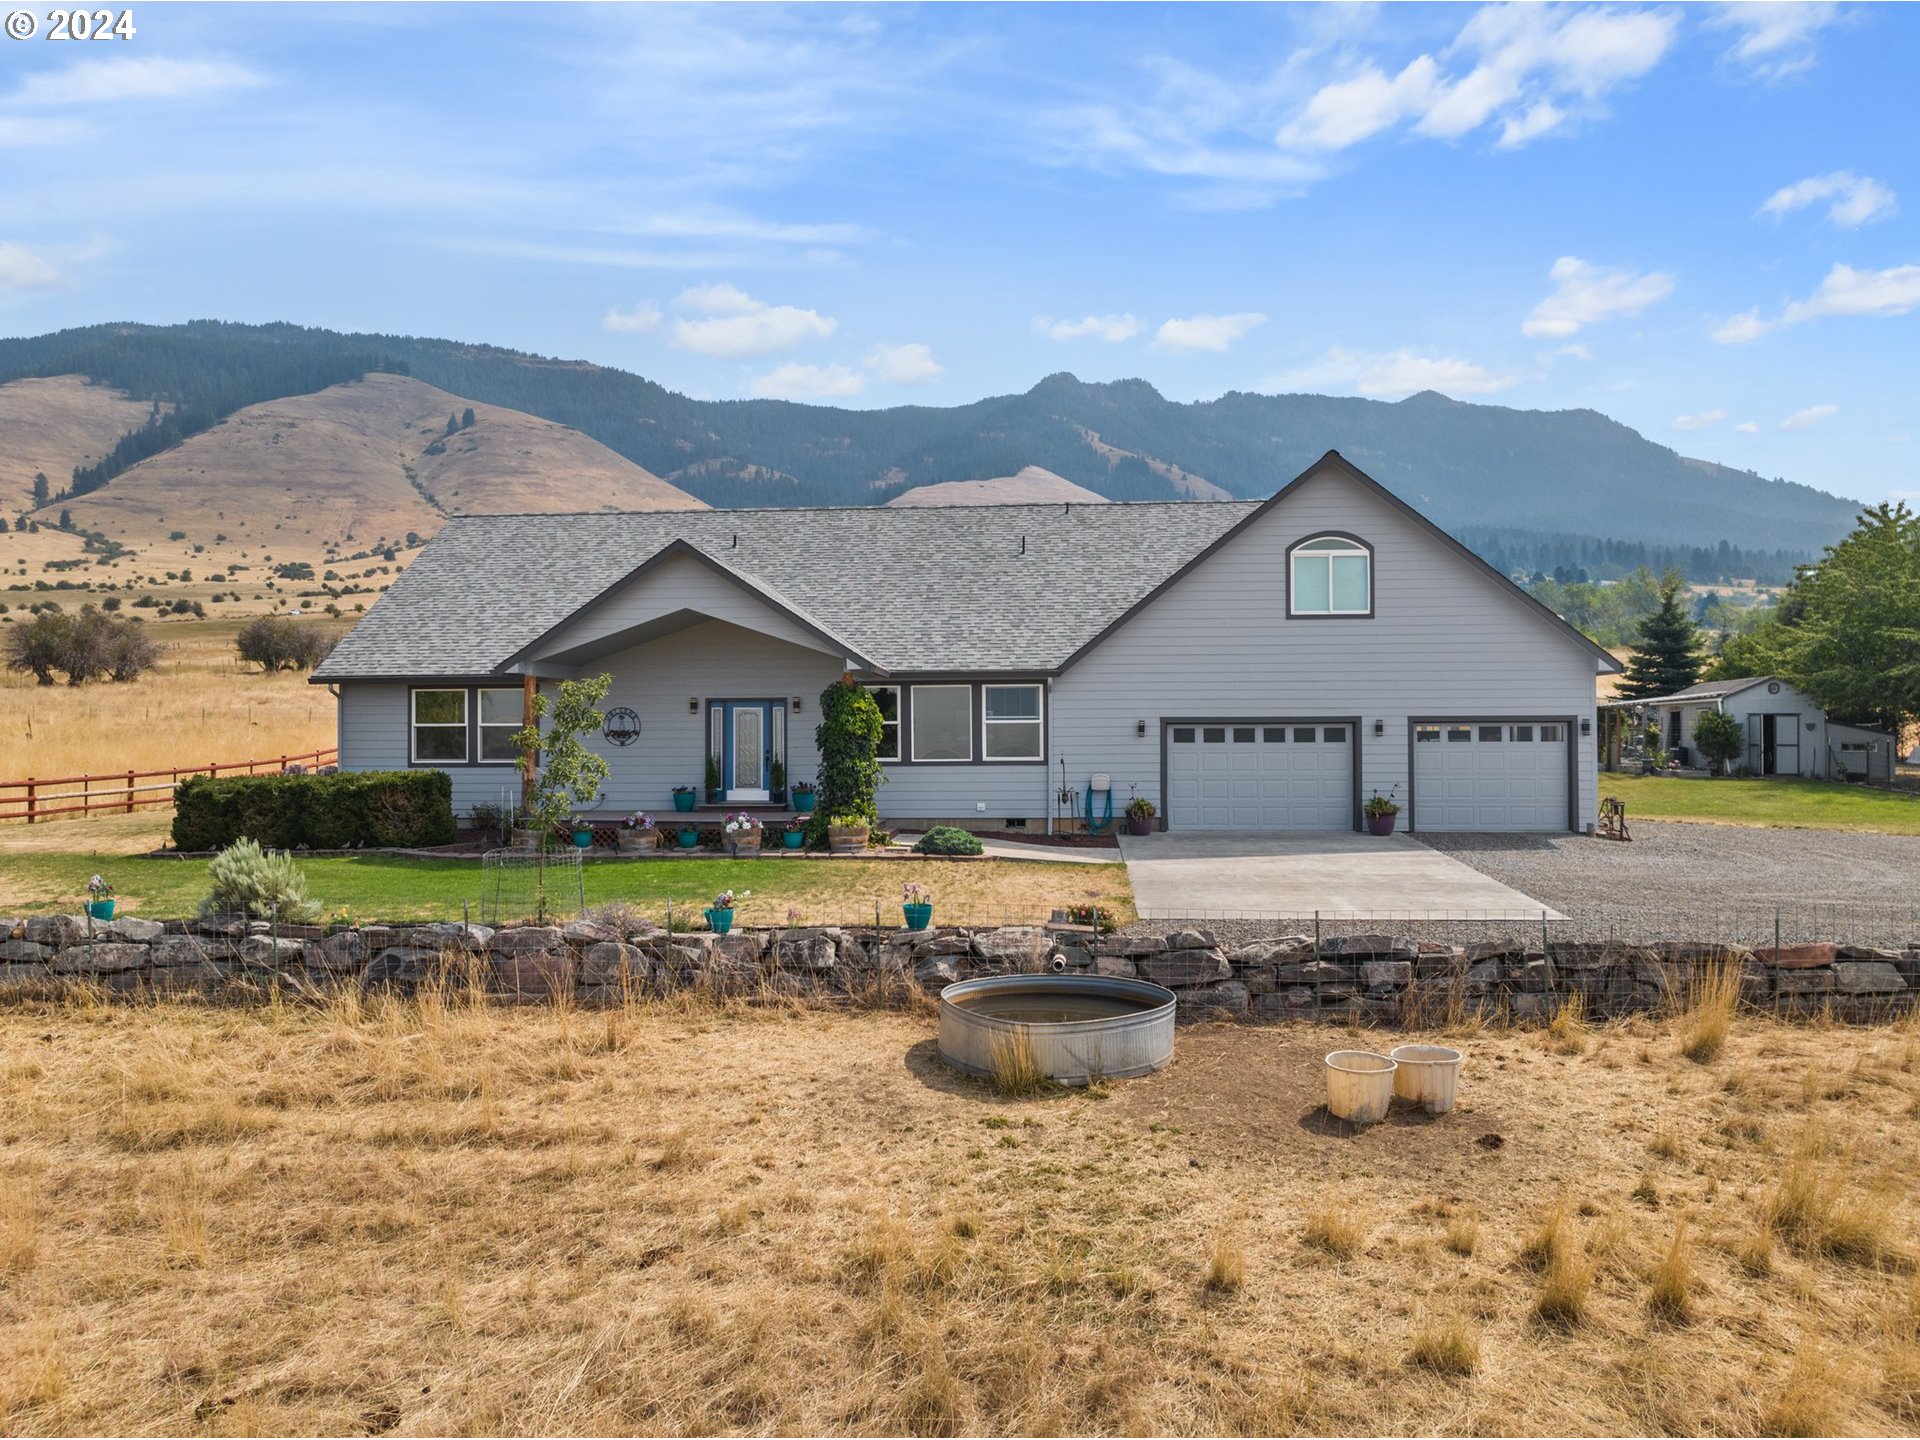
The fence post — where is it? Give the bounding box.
[1541,910,1555,998]
[25,778,34,824]
[1774,909,1781,962]
[126,770,135,814]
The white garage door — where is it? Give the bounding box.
[1412,721,1569,832]
[1166,722,1354,831]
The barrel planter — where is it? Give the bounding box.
[730,834,762,858]
[828,823,866,855]
[1389,1044,1463,1115]
[1325,1050,1398,1125]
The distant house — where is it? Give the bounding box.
[313,452,1620,834]
[1606,676,1896,782]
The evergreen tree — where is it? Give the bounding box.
[57,508,73,531]
[460,406,475,429]
[446,412,459,435]
[31,472,49,506]
[1615,572,1702,699]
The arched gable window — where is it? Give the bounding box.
[1288,533,1372,617]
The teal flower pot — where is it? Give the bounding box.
[704,907,734,935]
[86,899,115,921]
[572,829,594,848]
[673,792,696,813]
[902,903,932,932]
[677,827,699,849]
[792,791,817,814]
[782,829,806,850]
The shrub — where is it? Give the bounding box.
[200,838,321,921]
[1691,709,1744,775]
[2,607,159,686]
[914,825,984,856]
[808,677,884,847]
[172,771,455,851]
[234,616,337,673]
[468,801,507,835]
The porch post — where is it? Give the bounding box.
[520,675,537,814]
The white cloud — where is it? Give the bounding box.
[7,56,267,106]
[601,301,662,334]
[1779,403,1839,431]
[1781,262,1920,324]
[1152,311,1266,353]
[1033,313,1142,343]
[1522,256,1674,337]
[1734,421,1760,433]
[670,284,836,358]
[1712,1,1839,80]
[1711,309,1771,345]
[0,242,64,292]
[863,342,942,385]
[748,363,865,401]
[1760,171,1898,228]
[1274,346,1522,400]
[1673,409,1728,431]
[1547,342,1592,361]
[620,213,873,246]
[1281,5,1676,155]
[0,116,91,147]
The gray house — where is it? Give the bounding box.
[313,452,1619,834]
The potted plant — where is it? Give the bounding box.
[676,821,700,850]
[508,808,537,848]
[86,873,115,921]
[780,817,808,850]
[901,881,933,932]
[703,888,748,935]
[672,784,697,814]
[568,814,595,848]
[1125,796,1156,836]
[725,811,762,857]
[618,811,654,853]
[790,780,818,815]
[826,813,868,855]
[1364,787,1401,836]
[769,756,787,806]
[705,754,723,804]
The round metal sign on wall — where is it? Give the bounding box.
[603,707,642,746]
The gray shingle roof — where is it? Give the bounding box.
[1665,677,1771,701]
[315,501,1260,680]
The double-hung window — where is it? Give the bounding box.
[477,688,523,763]
[983,683,1043,760]
[1289,535,1371,615]
[867,685,901,761]
[411,689,468,763]
[911,685,972,762]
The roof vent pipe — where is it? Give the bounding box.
[1020,535,1026,555]
[732,533,738,548]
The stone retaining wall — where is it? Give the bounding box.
[3,915,1917,1022]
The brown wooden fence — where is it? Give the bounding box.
[0,748,339,824]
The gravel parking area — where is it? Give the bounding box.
[1124,820,1920,947]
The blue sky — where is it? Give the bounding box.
[1,2,1916,504]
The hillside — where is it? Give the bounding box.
[0,322,1865,560]
[43,372,703,567]
[886,465,1109,507]
[0,375,157,512]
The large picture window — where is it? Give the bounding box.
[983,683,1043,760]
[867,685,901,761]
[411,689,468,763]
[1289,535,1371,616]
[477,688,523,763]
[911,684,972,762]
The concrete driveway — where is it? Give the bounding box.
[1117,831,1565,921]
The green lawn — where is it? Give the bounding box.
[1601,774,1920,834]
[0,851,1132,927]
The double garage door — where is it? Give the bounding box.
[1166,722,1355,831]
[1411,721,1570,832]
[1165,717,1572,832]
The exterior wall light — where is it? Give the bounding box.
[1373,718,1384,737]
[689,697,699,714]
[1137,720,1146,737]
[792,696,803,713]
[1580,717,1592,735]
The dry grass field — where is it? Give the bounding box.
[0,618,344,784]
[1,992,1915,1436]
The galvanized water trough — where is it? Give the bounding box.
[938,973,1177,1085]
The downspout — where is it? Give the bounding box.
[1044,675,1054,836]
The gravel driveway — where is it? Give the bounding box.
[1125,820,1920,948]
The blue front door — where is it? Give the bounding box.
[722,702,775,793]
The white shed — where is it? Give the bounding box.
[1611,675,1895,780]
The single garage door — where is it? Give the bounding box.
[1412,721,1569,832]
[1166,722,1354,831]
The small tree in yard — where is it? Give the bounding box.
[1691,710,1744,776]
[808,676,885,847]
[513,674,612,915]
[1616,571,1702,701]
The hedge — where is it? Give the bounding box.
[171,770,457,852]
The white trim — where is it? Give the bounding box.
[910,683,972,763]
[475,686,522,765]
[411,687,469,765]
[1289,534,1371,616]
[982,682,1044,761]
[866,683,902,764]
